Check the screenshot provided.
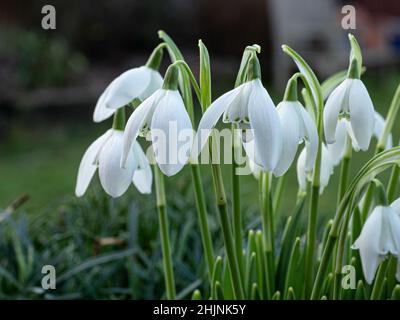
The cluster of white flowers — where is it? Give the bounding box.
[75,47,390,199]
[73,36,400,289]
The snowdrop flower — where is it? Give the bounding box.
[327,111,392,166]
[75,119,152,198]
[93,47,164,122]
[274,75,318,176]
[122,65,193,176]
[191,56,282,171]
[297,144,334,194]
[324,59,375,152]
[352,204,400,284]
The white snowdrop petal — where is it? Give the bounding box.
[151,90,193,176]
[75,130,113,197]
[190,86,242,160]
[121,90,162,168]
[132,142,153,194]
[319,144,334,194]
[247,79,282,171]
[348,79,375,151]
[274,101,301,176]
[99,130,137,198]
[327,119,347,166]
[105,66,151,110]
[139,69,163,101]
[93,85,115,122]
[299,105,318,172]
[296,148,307,191]
[374,111,392,149]
[352,206,385,284]
[323,80,349,144]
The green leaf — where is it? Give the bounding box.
[191,289,202,300]
[282,45,323,113]
[211,256,223,299]
[245,252,256,298]
[355,280,367,300]
[286,287,296,300]
[284,237,301,295]
[255,231,265,299]
[57,248,137,283]
[198,40,212,112]
[276,194,306,289]
[214,281,224,299]
[250,283,260,300]
[391,285,400,300]
[271,291,281,300]
[158,30,194,120]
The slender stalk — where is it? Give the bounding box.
[310,235,336,299]
[209,139,245,299]
[370,259,389,300]
[273,175,287,215]
[337,136,352,206]
[232,125,244,278]
[190,164,214,282]
[260,172,275,298]
[304,184,320,298]
[387,165,400,202]
[332,212,351,299]
[154,165,176,299]
[158,37,216,287]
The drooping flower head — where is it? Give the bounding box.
[352,203,400,284]
[93,45,164,122]
[122,64,193,176]
[297,143,334,194]
[274,74,318,177]
[75,109,152,198]
[191,55,282,172]
[327,111,392,166]
[324,42,375,152]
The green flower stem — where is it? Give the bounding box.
[209,138,245,299]
[387,165,400,202]
[153,165,176,300]
[281,45,324,299]
[112,107,126,131]
[332,210,351,299]
[232,125,244,278]
[190,164,214,282]
[260,172,275,298]
[377,83,400,151]
[337,136,352,206]
[170,60,202,104]
[157,35,216,286]
[370,259,389,300]
[273,175,287,215]
[304,184,320,298]
[229,46,261,284]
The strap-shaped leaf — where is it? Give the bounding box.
[282,45,323,112]
[198,40,212,112]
